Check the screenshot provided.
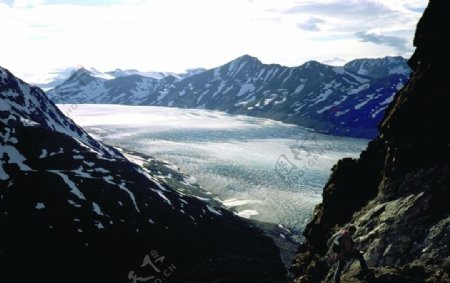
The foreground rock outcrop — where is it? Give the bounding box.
[291,0,450,282]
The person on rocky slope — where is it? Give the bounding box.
[333,225,369,283]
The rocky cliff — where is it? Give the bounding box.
[291,0,450,282]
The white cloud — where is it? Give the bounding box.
[0,0,426,83]
[12,0,44,8]
[355,31,412,53]
[297,17,325,31]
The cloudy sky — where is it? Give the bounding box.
[0,0,426,82]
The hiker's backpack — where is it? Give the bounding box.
[332,235,343,253]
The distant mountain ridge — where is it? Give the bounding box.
[47,56,411,138]
[32,66,206,91]
[343,56,411,79]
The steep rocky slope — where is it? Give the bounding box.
[0,66,287,282]
[291,0,450,282]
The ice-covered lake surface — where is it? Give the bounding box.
[59,104,369,233]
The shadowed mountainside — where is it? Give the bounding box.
[0,66,287,283]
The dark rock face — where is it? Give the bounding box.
[291,0,450,282]
[0,67,287,282]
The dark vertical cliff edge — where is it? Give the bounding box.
[291,0,450,282]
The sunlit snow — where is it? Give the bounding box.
[60,104,368,232]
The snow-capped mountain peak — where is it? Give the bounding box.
[302,60,325,68]
[66,67,102,83]
[230,54,263,68]
[0,66,115,156]
[344,56,411,79]
[82,66,115,80]
[106,68,180,80]
[29,66,195,91]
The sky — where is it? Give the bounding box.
[0,0,426,83]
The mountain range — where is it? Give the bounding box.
[32,66,206,91]
[46,56,410,139]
